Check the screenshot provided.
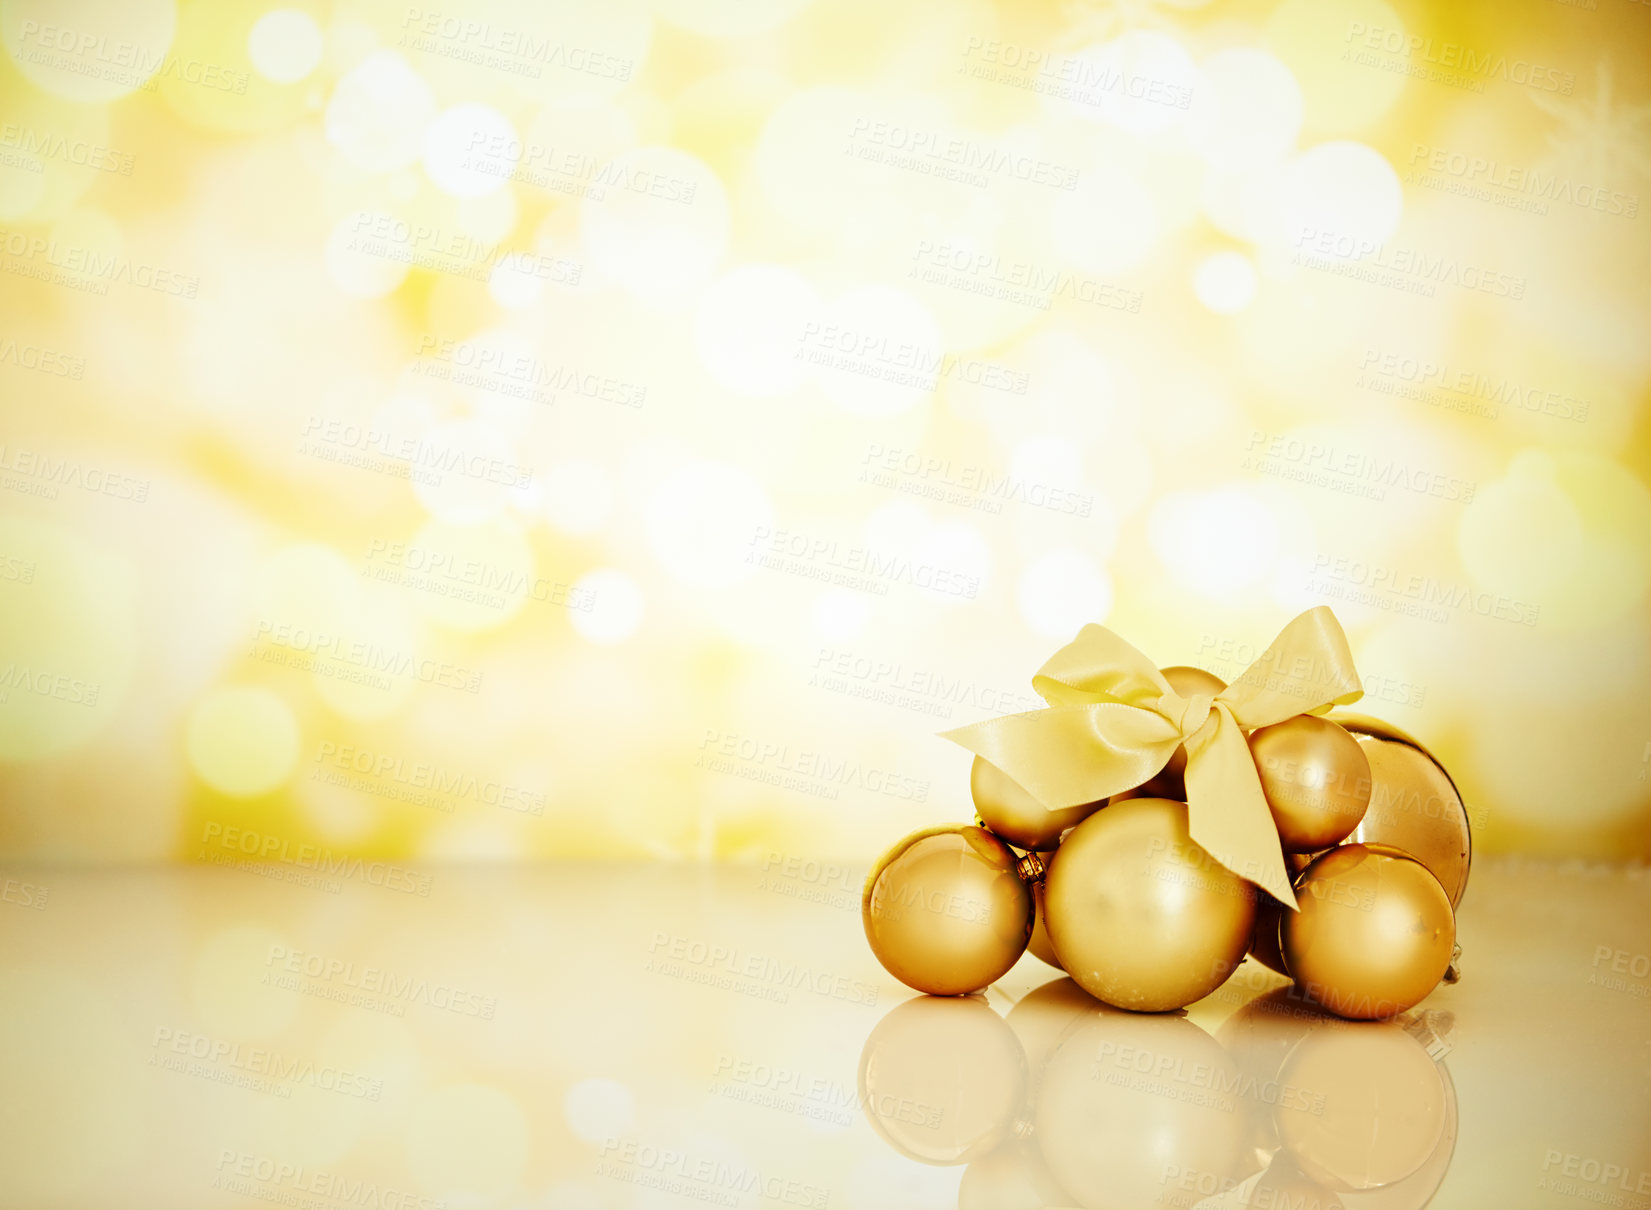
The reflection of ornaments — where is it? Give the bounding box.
[1043,798,1255,1011]
[857,994,1028,1165]
[1249,715,1371,852]
[862,825,1036,996]
[971,755,1102,850]
[1280,845,1455,1020]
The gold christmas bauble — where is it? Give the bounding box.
[1335,713,1472,909]
[1026,878,1064,971]
[858,994,1028,1165]
[863,826,1033,996]
[1043,798,1255,1011]
[1280,845,1455,1020]
[1120,665,1228,801]
[971,756,1101,850]
[1249,715,1371,853]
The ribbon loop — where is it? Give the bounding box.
[941,607,1363,910]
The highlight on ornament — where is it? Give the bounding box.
[862,608,1471,1020]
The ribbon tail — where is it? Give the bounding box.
[942,703,1183,811]
[1184,706,1298,910]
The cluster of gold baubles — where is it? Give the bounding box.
[864,664,1471,1020]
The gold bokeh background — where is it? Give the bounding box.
[2,0,1649,864]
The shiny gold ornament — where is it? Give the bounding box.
[1043,798,1255,1011]
[971,756,1101,850]
[1249,715,1371,852]
[1120,665,1228,801]
[1026,878,1063,971]
[857,994,1028,1165]
[1280,845,1455,1020]
[1335,713,1472,909]
[863,826,1033,996]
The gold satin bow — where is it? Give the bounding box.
[941,607,1364,909]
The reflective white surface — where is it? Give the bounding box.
[0,857,1646,1209]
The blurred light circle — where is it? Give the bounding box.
[424,103,519,199]
[324,211,410,298]
[410,419,528,525]
[811,589,871,641]
[808,285,945,417]
[1194,251,1258,314]
[1019,550,1112,638]
[1050,169,1160,276]
[186,685,301,797]
[694,263,820,397]
[580,147,730,301]
[1150,487,1280,597]
[489,258,544,309]
[1069,33,1199,135]
[325,51,435,172]
[569,569,645,644]
[247,8,323,84]
[308,591,419,722]
[542,462,614,535]
[920,521,991,608]
[1009,434,1085,494]
[564,1077,636,1143]
[1187,48,1303,168]
[1267,0,1407,132]
[456,188,519,246]
[645,461,773,588]
[2,0,176,102]
[1274,141,1402,256]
